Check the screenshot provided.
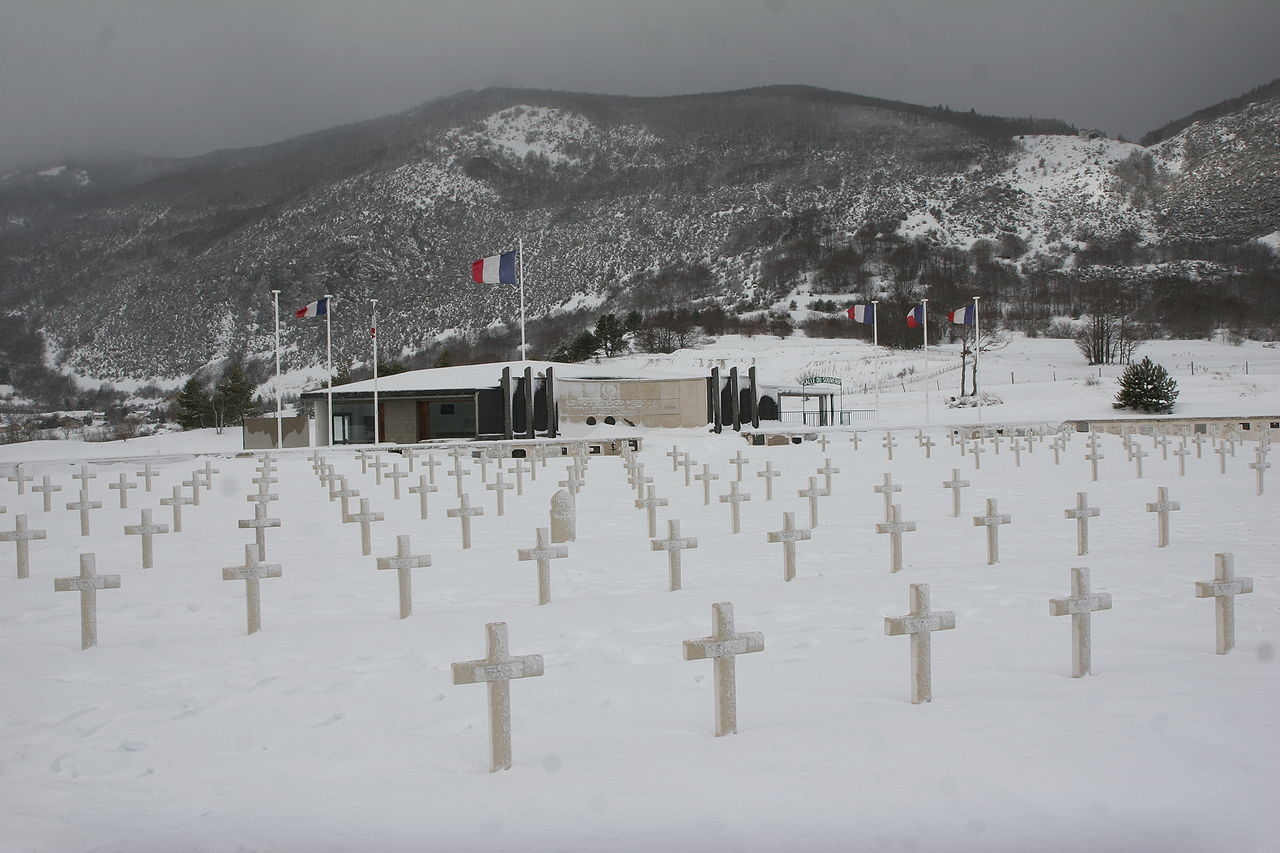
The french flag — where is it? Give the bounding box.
[470,250,518,284]
[295,297,328,319]
[847,304,875,324]
[906,305,925,328]
[948,305,976,324]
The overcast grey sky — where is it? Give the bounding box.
[2,0,1277,169]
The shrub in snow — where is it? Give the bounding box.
[1113,357,1179,413]
[946,392,1003,408]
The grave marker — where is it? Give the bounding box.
[508,457,530,496]
[729,450,750,482]
[942,469,969,517]
[344,497,386,556]
[487,470,515,516]
[1195,553,1253,654]
[447,494,484,550]
[376,534,431,619]
[1173,440,1190,477]
[124,509,169,569]
[517,527,568,605]
[369,454,388,485]
[1063,492,1100,556]
[550,489,575,543]
[65,491,102,537]
[767,511,811,582]
[816,434,831,452]
[448,455,472,497]
[32,476,62,512]
[677,453,696,487]
[1144,486,1181,548]
[882,432,897,461]
[969,440,985,470]
[386,463,409,500]
[1085,434,1103,482]
[54,553,120,649]
[754,461,780,501]
[198,460,220,489]
[221,544,282,634]
[873,472,902,522]
[695,464,719,506]
[651,519,698,591]
[136,462,160,493]
[972,498,1012,565]
[1214,441,1230,475]
[182,474,202,507]
[451,622,544,772]
[1049,567,1112,677]
[423,453,441,486]
[71,465,97,494]
[237,502,280,560]
[884,583,955,704]
[666,444,683,472]
[7,463,33,495]
[1132,444,1147,479]
[683,602,764,736]
[718,480,752,534]
[798,477,823,528]
[409,475,438,520]
[875,504,917,574]
[160,485,192,533]
[817,458,840,493]
[1,514,47,578]
[1249,449,1269,496]
[635,485,668,538]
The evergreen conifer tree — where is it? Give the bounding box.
[211,366,257,429]
[173,376,212,430]
[1114,356,1179,413]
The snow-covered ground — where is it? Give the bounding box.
[1,337,1277,852]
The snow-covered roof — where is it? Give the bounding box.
[303,360,705,397]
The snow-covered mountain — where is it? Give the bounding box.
[0,84,1277,395]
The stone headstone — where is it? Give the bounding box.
[386,463,409,500]
[875,504,917,574]
[1173,440,1191,477]
[1144,486,1181,548]
[1049,567,1112,677]
[755,461,780,501]
[32,476,62,513]
[651,518,698,591]
[7,463,33,495]
[683,602,764,736]
[695,464,719,506]
[1,514,47,579]
[1085,434,1104,482]
[451,622,545,772]
[635,485,668,538]
[344,497,386,556]
[1195,552,1254,654]
[718,480,752,534]
[798,476,823,528]
[1063,492,1100,556]
[160,485,192,533]
[1215,441,1230,475]
[942,469,969,518]
[136,462,160,493]
[873,473,902,522]
[124,508,170,569]
[448,455,472,497]
[817,458,840,493]
[666,444,683,472]
[508,457,530,496]
[55,553,120,649]
[968,440,985,470]
[816,433,831,453]
[1131,444,1148,479]
[517,527,568,605]
[972,498,1012,565]
[369,454,388,485]
[221,544,282,634]
[1249,448,1269,496]
[65,491,102,537]
[729,450,750,482]
[376,534,431,619]
[409,475,438,520]
[884,583,955,704]
[71,465,97,494]
[198,460,220,490]
[767,511,811,582]
[237,502,280,560]
[446,493,484,550]
[550,489,575,543]
[423,453,441,486]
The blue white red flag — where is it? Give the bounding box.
[847,304,875,324]
[295,297,329,319]
[470,250,518,284]
[948,305,976,324]
[906,305,925,328]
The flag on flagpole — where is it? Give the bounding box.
[947,305,976,324]
[906,305,925,328]
[847,304,875,324]
[295,297,329,319]
[470,250,518,284]
[370,327,377,338]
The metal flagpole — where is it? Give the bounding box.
[518,237,526,360]
[921,298,930,423]
[271,290,282,450]
[973,295,982,423]
[371,299,379,445]
[325,293,334,445]
[871,299,880,422]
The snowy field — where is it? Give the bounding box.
[1,338,1278,852]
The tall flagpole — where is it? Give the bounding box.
[271,289,282,450]
[871,299,880,422]
[325,293,334,445]
[921,298,930,423]
[371,299,379,445]
[973,295,982,424]
[518,237,526,360]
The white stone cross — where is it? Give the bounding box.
[1215,441,1230,475]
[873,472,902,522]
[331,477,360,519]
[635,485,668,537]
[221,544,282,634]
[1249,448,1270,496]
[307,450,326,474]
[369,454,388,485]
[875,504,917,574]
[385,462,409,499]
[476,452,493,484]
[631,462,652,500]
[135,462,160,493]
[1191,432,1206,458]
[849,432,861,450]
[198,460,220,490]
[486,470,515,516]
[992,434,1003,456]
[1195,553,1253,654]
[797,476,823,528]
[972,498,1012,565]
[55,553,121,649]
[677,452,696,487]
[651,518,698,591]
[1051,436,1065,466]
[968,440,985,470]
[882,431,897,461]
[2,513,47,579]
[817,458,840,493]
[729,450,750,482]
[344,497,386,556]
[423,452,441,485]
[7,463,33,494]
[448,455,472,497]
[377,534,431,619]
[409,475,438,520]
[160,485,192,533]
[695,464,720,506]
[884,583,955,704]
[920,434,935,459]
[246,478,279,507]
[683,602,764,736]
[718,480,752,534]
[1144,486,1181,548]
[816,433,831,452]
[666,444,683,472]
[32,475,62,512]
[359,448,374,474]
[451,621,545,772]
[768,511,811,582]
[1131,444,1147,479]
[71,464,97,493]
[182,474,202,507]
[1154,433,1170,460]
[1173,440,1191,477]
[557,467,583,496]
[124,508,170,568]
[65,491,102,537]
[1011,439,1024,468]
[517,527,568,605]
[508,457,530,496]
[1049,567,1112,677]
[1085,434,1104,481]
[753,461,780,502]
[107,473,137,509]
[1063,491,1100,556]
[942,469,969,517]
[237,502,280,560]
[447,493,484,550]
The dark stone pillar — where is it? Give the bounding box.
[523,366,535,439]
[501,366,514,440]
[710,367,722,434]
[545,368,558,439]
[730,367,741,432]
[748,366,760,429]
